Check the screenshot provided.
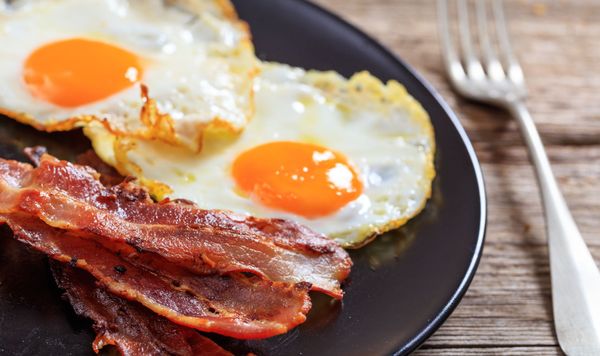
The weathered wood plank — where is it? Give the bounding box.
[413,346,563,356]
[312,0,600,354]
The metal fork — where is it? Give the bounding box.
[437,1,600,354]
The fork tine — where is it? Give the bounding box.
[493,0,525,86]
[476,1,505,82]
[456,0,484,80]
[437,0,466,83]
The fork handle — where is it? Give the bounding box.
[508,100,600,354]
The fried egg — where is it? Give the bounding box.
[86,62,436,248]
[0,0,256,151]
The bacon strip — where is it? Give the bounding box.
[0,154,351,298]
[51,263,232,356]
[1,213,311,339]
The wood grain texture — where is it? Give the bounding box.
[310,0,600,354]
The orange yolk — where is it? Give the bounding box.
[232,141,363,218]
[23,38,143,107]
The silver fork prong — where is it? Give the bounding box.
[493,0,525,87]
[476,1,505,82]
[457,0,485,81]
[437,0,466,84]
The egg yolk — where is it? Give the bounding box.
[232,141,363,218]
[23,38,143,107]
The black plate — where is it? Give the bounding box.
[0,1,486,355]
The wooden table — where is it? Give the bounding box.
[312,0,600,354]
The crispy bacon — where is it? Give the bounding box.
[0,154,351,298]
[51,263,232,356]
[1,213,311,339]
[23,146,47,166]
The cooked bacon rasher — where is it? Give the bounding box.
[0,154,351,298]
[0,152,353,344]
[1,213,311,339]
[51,263,233,356]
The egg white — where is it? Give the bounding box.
[0,0,256,151]
[87,63,435,248]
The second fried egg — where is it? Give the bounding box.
[87,63,435,248]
